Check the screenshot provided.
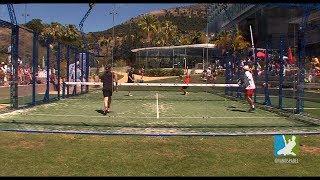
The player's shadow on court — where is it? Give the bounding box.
[95,109,105,115]
[226,106,248,113]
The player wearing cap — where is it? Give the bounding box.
[243,65,256,112]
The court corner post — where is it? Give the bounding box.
[62,81,66,99]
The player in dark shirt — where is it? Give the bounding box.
[127,67,134,96]
[100,65,117,115]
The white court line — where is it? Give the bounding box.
[283,107,320,110]
[21,113,283,119]
[256,95,278,98]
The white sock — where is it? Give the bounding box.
[252,105,255,108]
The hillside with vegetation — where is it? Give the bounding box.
[89,3,210,66]
[1,4,242,68]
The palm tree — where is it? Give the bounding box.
[232,29,250,53]
[213,29,250,54]
[179,33,192,45]
[137,15,158,47]
[213,30,233,54]
[161,20,178,46]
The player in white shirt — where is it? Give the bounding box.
[243,65,256,112]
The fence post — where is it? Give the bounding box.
[253,48,258,103]
[66,46,70,97]
[86,52,90,93]
[56,42,61,99]
[224,52,229,95]
[236,53,242,98]
[74,48,78,95]
[32,32,39,106]
[10,25,19,109]
[263,42,271,106]
[296,27,306,114]
[295,6,310,114]
[44,38,51,102]
[80,52,83,94]
[278,36,285,110]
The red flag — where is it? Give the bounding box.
[288,47,295,64]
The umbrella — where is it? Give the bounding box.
[256,51,266,59]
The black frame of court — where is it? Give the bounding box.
[1,4,319,117]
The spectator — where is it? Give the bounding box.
[24,64,32,85]
[50,68,58,91]
[0,62,5,86]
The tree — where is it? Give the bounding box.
[179,33,192,45]
[40,22,82,48]
[213,30,233,54]
[25,19,45,33]
[153,20,175,46]
[232,29,250,53]
[137,15,159,46]
[191,31,207,44]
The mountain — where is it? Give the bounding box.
[0,4,209,66]
[89,3,209,65]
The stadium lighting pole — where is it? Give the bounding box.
[109,4,118,67]
[206,8,209,69]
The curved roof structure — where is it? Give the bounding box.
[131,43,216,53]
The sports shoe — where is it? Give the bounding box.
[248,107,255,112]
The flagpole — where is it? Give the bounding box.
[250,25,257,103]
[249,25,256,62]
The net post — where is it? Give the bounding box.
[56,42,61,100]
[10,24,19,109]
[32,32,39,106]
[66,45,70,97]
[156,93,159,119]
[62,81,66,99]
[85,52,90,93]
[44,37,51,102]
[278,35,285,110]
[263,41,271,106]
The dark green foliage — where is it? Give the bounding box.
[24,19,45,33]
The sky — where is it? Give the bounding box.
[0,3,193,33]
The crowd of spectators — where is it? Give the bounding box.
[207,51,320,83]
